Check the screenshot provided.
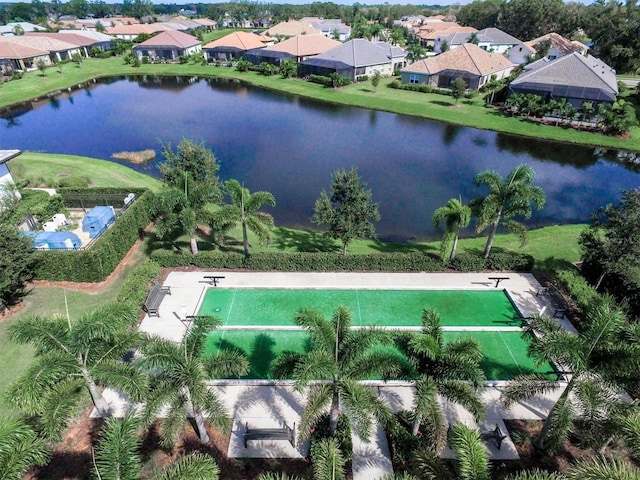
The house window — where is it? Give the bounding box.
[409,74,420,84]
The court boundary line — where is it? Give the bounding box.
[497,330,521,372]
[213,325,524,332]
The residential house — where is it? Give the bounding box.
[0,22,44,36]
[203,31,270,62]
[26,32,111,56]
[298,38,400,81]
[0,35,82,64]
[414,23,475,48]
[132,30,201,62]
[434,27,525,58]
[0,38,49,73]
[300,17,351,41]
[264,20,321,38]
[401,43,515,90]
[524,32,588,61]
[106,23,169,41]
[509,53,618,107]
[60,30,113,52]
[245,34,341,65]
[0,150,22,203]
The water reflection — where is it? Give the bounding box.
[3,75,640,242]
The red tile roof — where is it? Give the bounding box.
[137,30,200,48]
[203,31,268,50]
[403,43,514,76]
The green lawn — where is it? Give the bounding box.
[0,247,143,415]
[1,56,639,152]
[9,152,163,190]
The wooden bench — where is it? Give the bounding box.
[483,424,507,449]
[142,283,171,317]
[243,422,296,449]
[204,275,225,286]
[488,276,510,288]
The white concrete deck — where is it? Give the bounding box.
[106,271,575,479]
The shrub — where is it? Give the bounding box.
[57,175,90,188]
[356,75,369,82]
[117,259,161,309]
[142,56,149,64]
[390,79,401,89]
[555,268,599,311]
[386,411,430,469]
[309,74,332,86]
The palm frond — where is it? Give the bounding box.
[92,359,149,403]
[565,455,640,480]
[271,351,303,380]
[197,390,231,433]
[203,348,250,379]
[294,308,335,353]
[341,379,391,439]
[37,378,85,441]
[257,473,304,480]
[503,470,565,480]
[412,449,452,480]
[0,417,51,480]
[311,438,346,480]
[540,391,575,454]
[8,315,71,355]
[298,383,331,440]
[93,412,141,480]
[7,352,79,414]
[617,410,640,460]
[160,396,189,450]
[449,423,490,480]
[291,349,336,386]
[501,373,560,408]
[437,380,485,420]
[154,453,220,480]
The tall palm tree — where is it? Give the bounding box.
[136,315,249,448]
[432,197,472,262]
[406,309,485,448]
[470,164,546,258]
[211,179,276,257]
[150,173,220,255]
[273,307,404,439]
[502,296,640,453]
[0,417,50,480]
[7,303,147,439]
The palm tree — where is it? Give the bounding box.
[0,417,50,480]
[257,474,304,480]
[432,197,472,262]
[405,309,485,448]
[7,303,147,439]
[150,173,219,255]
[502,296,640,453]
[470,164,546,258]
[211,179,276,257]
[136,315,249,448]
[93,412,141,480]
[273,307,404,439]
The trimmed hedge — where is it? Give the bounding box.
[149,250,534,273]
[58,187,148,209]
[32,190,154,281]
[117,258,161,310]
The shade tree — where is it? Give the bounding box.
[312,167,380,255]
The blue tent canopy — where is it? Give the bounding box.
[82,206,115,238]
[24,231,82,250]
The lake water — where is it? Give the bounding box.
[3,75,640,242]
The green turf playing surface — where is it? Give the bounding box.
[198,289,521,327]
[203,329,550,381]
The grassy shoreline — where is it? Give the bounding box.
[2,57,639,152]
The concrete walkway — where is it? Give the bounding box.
[112,271,574,478]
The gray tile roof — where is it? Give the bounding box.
[477,27,523,45]
[511,53,618,95]
[301,38,393,68]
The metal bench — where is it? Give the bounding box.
[142,283,171,317]
[243,422,296,449]
[488,276,510,288]
[204,275,225,286]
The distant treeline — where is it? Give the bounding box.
[1,0,639,73]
